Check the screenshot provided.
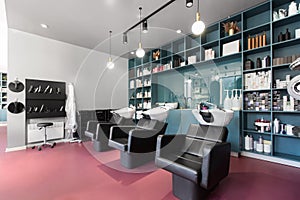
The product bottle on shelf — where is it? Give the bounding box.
[245,135,250,150]
[224,90,232,109]
[285,28,291,40]
[249,135,253,150]
[274,118,279,134]
[232,89,241,110]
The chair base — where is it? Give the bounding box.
[93,140,112,152]
[173,174,209,200]
[120,151,155,169]
[33,142,56,151]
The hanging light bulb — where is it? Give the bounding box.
[136,7,145,58]
[186,0,193,8]
[136,42,145,58]
[191,0,205,35]
[106,30,115,69]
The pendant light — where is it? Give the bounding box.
[186,0,193,8]
[106,30,115,69]
[136,7,145,58]
[142,20,148,33]
[123,33,128,44]
[191,0,205,35]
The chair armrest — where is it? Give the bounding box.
[86,120,99,132]
[95,122,117,140]
[85,121,100,139]
[155,134,186,159]
[200,142,231,190]
[127,129,160,153]
[109,125,136,140]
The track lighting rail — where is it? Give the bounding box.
[123,0,176,35]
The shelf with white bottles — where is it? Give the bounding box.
[243,129,271,135]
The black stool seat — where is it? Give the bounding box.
[37,122,53,128]
[33,122,56,151]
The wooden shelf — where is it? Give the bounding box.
[220,32,242,43]
[272,111,300,114]
[272,13,300,27]
[272,38,300,49]
[274,152,300,162]
[243,22,270,36]
[272,63,290,69]
[243,67,271,73]
[242,110,271,113]
[243,88,271,92]
[243,45,271,55]
[243,129,271,135]
[273,134,300,139]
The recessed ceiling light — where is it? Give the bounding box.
[130,51,135,55]
[176,29,182,34]
[40,24,49,29]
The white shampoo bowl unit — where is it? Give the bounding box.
[142,107,170,122]
[112,107,136,119]
[192,109,234,126]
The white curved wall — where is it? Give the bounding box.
[0,0,8,72]
[7,29,128,149]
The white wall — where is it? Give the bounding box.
[0,0,8,72]
[7,29,128,149]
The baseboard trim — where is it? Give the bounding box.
[241,151,300,168]
[5,146,26,152]
[231,152,240,157]
[5,139,67,152]
[26,139,66,148]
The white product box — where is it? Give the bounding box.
[188,55,197,64]
[295,28,300,38]
[222,40,240,56]
[27,122,64,143]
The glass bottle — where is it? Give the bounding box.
[285,28,291,40]
[256,57,262,68]
[278,32,284,42]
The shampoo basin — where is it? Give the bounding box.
[142,107,170,122]
[111,107,135,119]
[192,108,234,126]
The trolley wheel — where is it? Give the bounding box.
[32,146,35,149]
[38,147,42,151]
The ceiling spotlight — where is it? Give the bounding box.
[191,0,205,35]
[136,7,145,58]
[142,20,148,33]
[106,30,115,69]
[40,24,49,29]
[130,51,135,55]
[186,0,193,8]
[176,29,182,34]
[123,33,128,44]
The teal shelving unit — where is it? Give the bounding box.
[241,0,300,164]
[128,0,300,164]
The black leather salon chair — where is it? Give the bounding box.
[155,124,230,200]
[85,113,134,151]
[34,122,56,151]
[108,118,168,169]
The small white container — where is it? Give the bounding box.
[256,144,264,152]
[295,28,300,38]
[264,144,271,153]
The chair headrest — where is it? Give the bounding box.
[137,118,165,130]
[186,124,228,143]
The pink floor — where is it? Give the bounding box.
[1,126,300,200]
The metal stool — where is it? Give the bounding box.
[34,122,56,151]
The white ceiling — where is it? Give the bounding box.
[5,0,267,57]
